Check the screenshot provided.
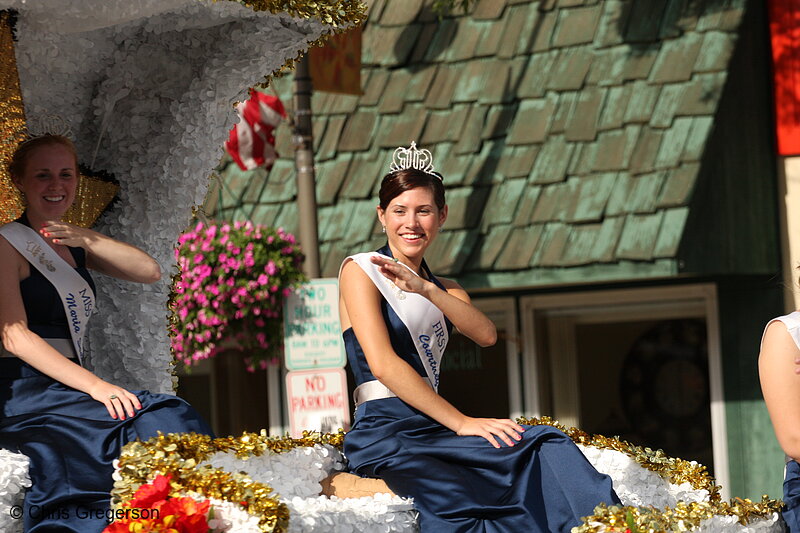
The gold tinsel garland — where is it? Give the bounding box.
[518,416,783,532]
[518,416,719,500]
[112,430,345,532]
[0,10,30,225]
[217,0,366,27]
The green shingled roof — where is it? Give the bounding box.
[214,0,747,289]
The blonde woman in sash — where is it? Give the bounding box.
[338,143,620,533]
[0,135,211,533]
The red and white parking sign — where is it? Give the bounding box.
[286,368,350,437]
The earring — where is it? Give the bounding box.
[382,226,386,233]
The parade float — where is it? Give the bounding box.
[100,419,784,533]
[0,1,788,532]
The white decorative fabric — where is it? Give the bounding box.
[195,444,418,533]
[0,449,30,533]
[0,0,334,393]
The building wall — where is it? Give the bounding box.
[657,0,786,499]
[718,278,786,499]
[679,1,780,277]
[778,157,800,311]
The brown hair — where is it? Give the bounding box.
[9,135,78,181]
[378,169,445,211]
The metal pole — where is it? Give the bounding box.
[292,55,321,279]
[269,55,321,436]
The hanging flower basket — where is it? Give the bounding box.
[170,221,306,371]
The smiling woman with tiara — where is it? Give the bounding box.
[337,142,620,532]
[0,134,212,533]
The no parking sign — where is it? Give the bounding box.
[286,368,350,437]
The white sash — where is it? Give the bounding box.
[0,221,94,365]
[345,252,449,391]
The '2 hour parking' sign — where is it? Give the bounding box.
[283,279,346,370]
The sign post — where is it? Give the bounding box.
[283,278,349,436]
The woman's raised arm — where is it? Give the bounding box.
[759,320,800,460]
[369,255,497,347]
[40,220,161,283]
[341,260,518,447]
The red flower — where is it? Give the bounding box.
[103,475,211,533]
[130,474,172,508]
[159,496,210,533]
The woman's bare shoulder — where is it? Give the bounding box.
[436,276,462,290]
[761,319,800,360]
[0,234,24,270]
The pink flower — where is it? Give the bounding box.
[266,261,277,275]
[257,274,268,286]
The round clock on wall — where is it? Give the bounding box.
[620,319,710,455]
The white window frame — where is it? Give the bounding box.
[472,297,524,420]
[520,283,729,499]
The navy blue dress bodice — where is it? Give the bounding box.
[344,245,452,421]
[0,214,212,533]
[17,213,96,340]
[342,246,620,532]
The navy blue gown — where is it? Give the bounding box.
[343,246,620,533]
[0,216,213,533]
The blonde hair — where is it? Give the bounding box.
[9,135,78,181]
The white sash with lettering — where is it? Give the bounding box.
[0,221,94,365]
[346,252,449,391]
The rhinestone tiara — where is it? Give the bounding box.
[25,114,73,139]
[390,141,437,175]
